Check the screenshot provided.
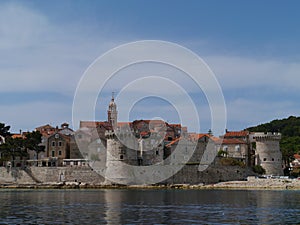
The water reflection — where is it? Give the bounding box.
[0,189,299,224]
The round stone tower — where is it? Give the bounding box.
[105,130,131,184]
[253,132,283,176]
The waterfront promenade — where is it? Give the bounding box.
[1,177,300,190]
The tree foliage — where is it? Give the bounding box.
[25,131,45,160]
[0,124,44,166]
[0,137,27,166]
[0,123,11,137]
[253,165,266,175]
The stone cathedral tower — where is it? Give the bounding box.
[107,93,117,129]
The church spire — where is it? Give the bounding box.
[108,92,117,129]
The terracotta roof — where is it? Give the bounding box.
[294,154,300,160]
[11,133,25,139]
[117,122,131,127]
[168,124,181,127]
[188,133,210,141]
[80,121,112,129]
[35,124,55,130]
[212,137,247,145]
[224,130,249,138]
[209,136,221,143]
[165,137,181,148]
[140,131,149,137]
[80,121,99,128]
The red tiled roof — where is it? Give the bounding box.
[140,131,149,137]
[35,124,55,130]
[168,124,181,127]
[223,138,247,144]
[80,121,112,129]
[224,130,249,138]
[11,133,25,139]
[212,137,247,145]
[117,122,131,127]
[209,136,222,143]
[165,137,181,148]
[294,154,300,160]
[188,133,210,141]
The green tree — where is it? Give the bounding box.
[24,131,45,161]
[253,165,266,175]
[0,123,11,137]
[280,136,300,164]
[0,137,27,167]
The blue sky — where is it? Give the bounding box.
[0,0,300,134]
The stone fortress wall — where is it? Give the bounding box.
[0,159,251,186]
[0,95,283,186]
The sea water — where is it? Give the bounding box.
[0,189,299,224]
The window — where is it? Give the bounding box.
[52,151,55,157]
[58,141,62,147]
[138,158,143,166]
[263,158,267,161]
[58,150,62,156]
[52,141,55,147]
[120,155,124,160]
[156,150,159,156]
[272,158,274,161]
[235,145,240,152]
[223,146,228,152]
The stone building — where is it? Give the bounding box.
[46,132,70,166]
[78,94,284,184]
[250,132,283,175]
[219,130,283,175]
[213,137,249,165]
[35,124,56,137]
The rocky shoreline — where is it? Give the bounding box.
[1,177,300,190]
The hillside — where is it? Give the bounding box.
[247,116,300,163]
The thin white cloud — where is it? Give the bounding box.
[0,3,49,49]
[0,2,299,134]
[205,55,300,91]
[0,2,124,95]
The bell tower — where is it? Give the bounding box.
[108,92,118,129]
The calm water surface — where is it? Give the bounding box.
[0,189,299,224]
